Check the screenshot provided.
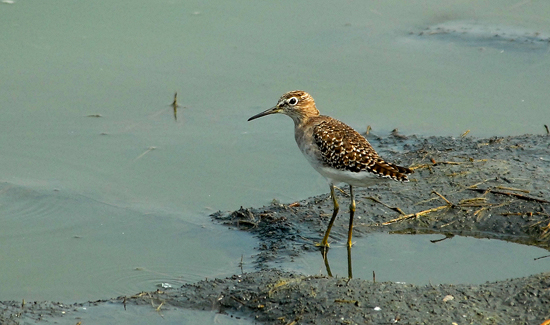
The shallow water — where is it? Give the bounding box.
[289,233,550,285]
[1,0,549,312]
[0,183,256,302]
[36,303,255,325]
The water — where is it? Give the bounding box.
[32,303,256,325]
[0,183,256,302]
[289,233,550,285]
[1,0,549,316]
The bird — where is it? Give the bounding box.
[248,90,413,248]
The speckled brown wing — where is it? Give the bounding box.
[313,118,413,181]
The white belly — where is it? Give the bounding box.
[314,166,388,187]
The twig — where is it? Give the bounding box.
[171,92,180,121]
[134,147,156,161]
[381,206,449,225]
[434,161,464,165]
[365,196,405,215]
[447,171,470,177]
[458,197,489,207]
[231,296,247,305]
[459,197,488,204]
[432,190,453,206]
[474,206,490,220]
[540,221,550,240]
[268,278,303,297]
[458,203,493,207]
[239,254,244,274]
[467,188,549,203]
[335,186,348,196]
[155,301,164,312]
[439,220,457,228]
[430,233,454,243]
[409,163,432,171]
[504,212,550,217]
[467,180,489,188]
[409,159,487,170]
[495,186,530,193]
[534,254,550,261]
[148,293,165,318]
[526,218,550,228]
[286,316,302,325]
[413,196,440,205]
[475,201,510,221]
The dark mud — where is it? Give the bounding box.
[2,134,550,325]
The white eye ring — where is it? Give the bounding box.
[288,97,298,105]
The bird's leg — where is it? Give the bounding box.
[347,244,353,279]
[320,183,339,247]
[347,185,356,248]
[321,247,333,277]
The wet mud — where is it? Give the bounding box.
[410,20,550,52]
[2,133,550,325]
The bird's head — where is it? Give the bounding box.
[248,90,320,124]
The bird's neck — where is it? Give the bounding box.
[290,106,320,127]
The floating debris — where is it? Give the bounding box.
[157,283,173,289]
[443,295,454,302]
[412,20,550,51]
[171,92,180,121]
[134,146,156,161]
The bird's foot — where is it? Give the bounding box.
[315,241,330,247]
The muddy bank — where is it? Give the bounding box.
[120,269,550,324]
[2,134,549,325]
[216,133,550,268]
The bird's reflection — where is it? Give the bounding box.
[321,247,333,277]
[347,246,353,279]
[320,246,353,279]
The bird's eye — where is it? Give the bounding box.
[288,97,298,105]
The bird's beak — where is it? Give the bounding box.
[247,106,282,121]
